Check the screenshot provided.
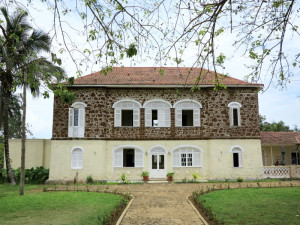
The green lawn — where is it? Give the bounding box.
[198,187,300,225]
[0,184,122,225]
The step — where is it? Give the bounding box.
[148,178,169,184]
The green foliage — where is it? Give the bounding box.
[191,172,202,181]
[166,172,174,177]
[0,167,49,184]
[197,188,300,225]
[98,193,131,225]
[125,43,137,58]
[0,185,122,225]
[120,173,131,184]
[140,171,149,177]
[86,175,94,184]
[259,115,295,132]
[237,177,243,182]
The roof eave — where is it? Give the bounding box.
[69,84,264,88]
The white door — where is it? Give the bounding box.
[150,148,166,178]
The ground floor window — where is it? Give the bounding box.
[291,152,300,165]
[231,146,243,167]
[113,146,144,167]
[123,149,135,167]
[173,146,202,167]
[71,147,84,169]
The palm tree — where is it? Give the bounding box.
[0,8,66,191]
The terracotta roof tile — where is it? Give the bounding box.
[261,132,300,145]
[72,67,263,87]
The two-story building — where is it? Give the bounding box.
[44,67,263,182]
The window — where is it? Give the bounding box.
[291,152,300,165]
[71,147,84,169]
[143,99,171,127]
[182,110,193,126]
[123,149,135,167]
[228,102,242,127]
[152,110,158,127]
[113,99,142,127]
[113,145,144,167]
[74,109,79,126]
[230,146,243,168]
[172,146,202,167]
[122,110,133,126]
[173,99,202,127]
[68,102,87,138]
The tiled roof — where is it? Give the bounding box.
[72,67,263,87]
[261,132,300,145]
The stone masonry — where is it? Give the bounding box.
[52,87,261,140]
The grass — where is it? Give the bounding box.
[0,184,122,225]
[198,187,300,225]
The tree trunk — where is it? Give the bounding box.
[3,90,16,185]
[20,74,27,195]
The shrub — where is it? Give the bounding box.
[0,167,49,184]
[121,173,131,184]
[237,177,243,182]
[86,175,94,184]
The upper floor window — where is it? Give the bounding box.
[113,145,144,167]
[172,145,203,167]
[173,99,202,127]
[143,99,172,127]
[71,146,84,169]
[113,99,142,127]
[228,102,242,127]
[68,102,87,138]
[231,146,244,167]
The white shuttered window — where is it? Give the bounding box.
[228,102,242,127]
[174,99,202,127]
[113,146,144,168]
[113,100,142,127]
[172,146,202,167]
[143,100,171,127]
[71,147,84,169]
[68,102,87,138]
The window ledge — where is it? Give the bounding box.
[71,168,83,170]
[173,166,202,168]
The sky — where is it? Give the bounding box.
[2,1,300,138]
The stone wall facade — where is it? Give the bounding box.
[52,87,261,140]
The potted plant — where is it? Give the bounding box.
[141,171,149,182]
[166,172,174,182]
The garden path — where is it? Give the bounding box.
[52,180,300,225]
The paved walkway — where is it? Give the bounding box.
[51,181,300,225]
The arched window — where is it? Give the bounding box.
[172,145,203,167]
[113,145,144,168]
[68,102,87,138]
[113,99,142,127]
[143,99,172,127]
[228,102,242,127]
[230,146,244,167]
[71,147,84,169]
[173,99,202,127]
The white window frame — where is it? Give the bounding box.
[230,145,244,168]
[68,102,87,138]
[112,145,145,168]
[173,99,202,127]
[112,99,142,127]
[172,145,203,167]
[228,102,242,127]
[143,99,172,127]
[70,146,84,169]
